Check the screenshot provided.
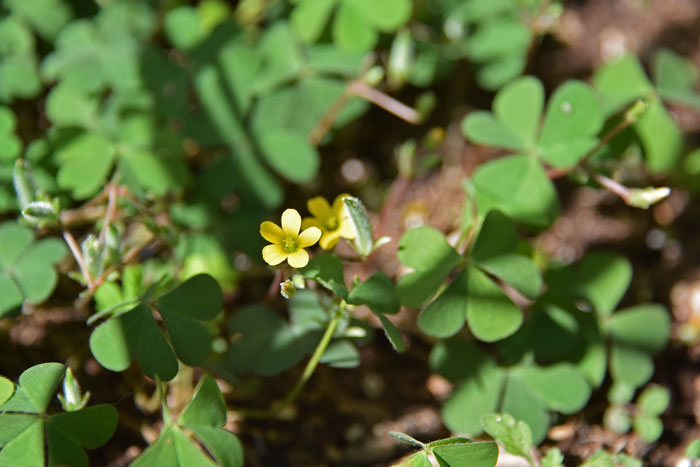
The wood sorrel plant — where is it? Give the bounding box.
[1,0,694,465]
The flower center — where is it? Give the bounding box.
[282,236,298,253]
[324,216,339,231]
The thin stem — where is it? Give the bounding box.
[63,230,96,291]
[591,172,631,204]
[279,302,343,407]
[234,302,345,420]
[99,184,119,245]
[348,81,421,124]
[309,88,354,146]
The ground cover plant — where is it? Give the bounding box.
[1,0,700,465]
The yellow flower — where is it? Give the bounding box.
[301,194,356,250]
[260,209,321,268]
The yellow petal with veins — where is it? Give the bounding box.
[298,226,321,248]
[308,196,332,220]
[260,221,284,243]
[319,231,341,250]
[287,248,310,268]
[262,244,288,265]
[281,209,301,236]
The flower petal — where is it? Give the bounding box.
[319,231,341,250]
[307,196,332,221]
[262,244,288,266]
[260,221,284,243]
[287,248,310,268]
[298,226,321,248]
[339,219,356,239]
[332,193,352,214]
[281,209,302,236]
[302,217,324,232]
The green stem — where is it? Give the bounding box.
[279,302,343,408]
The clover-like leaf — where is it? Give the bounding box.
[0,364,118,467]
[593,54,682,172]
[472,155,559,229]
[397,226,461,308]
[90,303,179,380]
[302,254,348,299]
[465,266,523,342]
[155,274,223,366]
[481,413,533,461]
[0,222,67,317]
[179,376,227,429]
[431,440,499,467]
[637,385,670,416]
[291,0,412,52]
[0,17,42,102]
[225,304,318,377]
[471,210,542,298]
[609,304,670,387]
[537,81,604,168]
[54,131,116,200]
[257,128,319,184]
[516,364,591,414]
[653,48,700,110]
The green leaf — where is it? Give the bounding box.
[17,363,65,414]
[685,439,700,459]
[576,252,632,318]
[190,426,244,467]
[389,431,425,448]
[225,305,316,376]
[120,149,188,197]
[348,272,399,315]
[637,385,670,416]
[155,274,223,366]
[633,415,663,443]
[418,269,468,338]
[374,312,404,352]
[0,377,14,405]
[291,0,338,43]
[257,130,319,184]
[164,7,205,50]
[467,18,530,63]
[55,132,116,199]
[493,76,543,149]
[441,364,505,436]
[333,1,377,52]
[0,222,66,317]
[46,405,118,449]
[301,254,348,299]
[653,49,700,105]
[132,426,217,467]
[609,304,670,355]
[5,0,72,40]
[610,344,654,389]
[472,155,559,229]
[516,364,591,414]
[500,375,549,444]
[465,266,523,342]
[0,417,44,466]
[462,112,525,151]
[432,441,499,467]
[396,226,461,308]
[593,54,655,113]
[538,80,604,168]
[394,451,432,467]
[481,413,532,460]
[342,196,374,258]
[180,376,227,428]
[89,304,179,380]
[541,447,565,467]
[471,210,542,298]
[320,340,360,368]
[45,83,98,128]
[634,98,682,173]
